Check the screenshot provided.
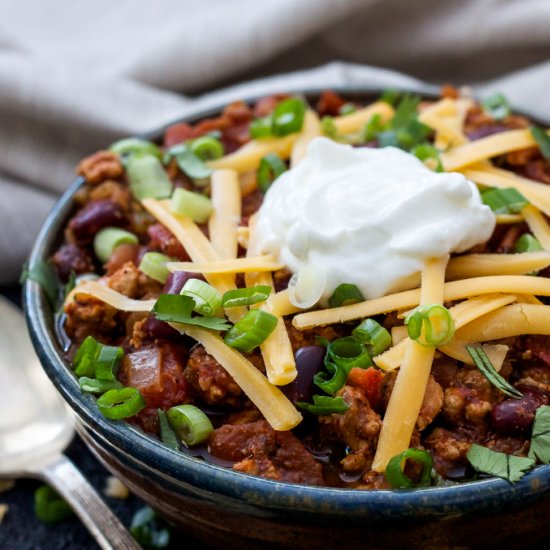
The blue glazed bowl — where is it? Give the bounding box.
[24,87,550,549]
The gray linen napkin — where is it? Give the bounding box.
[1,0,549,284]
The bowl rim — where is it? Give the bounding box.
[23,84,550,518]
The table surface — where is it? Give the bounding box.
[0,286,202,549]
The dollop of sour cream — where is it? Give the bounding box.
[255,137,496,303]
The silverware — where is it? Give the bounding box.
[0,296,141,549]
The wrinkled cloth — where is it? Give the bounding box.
[0,0,549,283]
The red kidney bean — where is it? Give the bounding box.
[490,386,549,435]
[52,243,95,282]
[282,345,326,403]
[143,315,181,340]
[162,271,205,295]
[466,125,508,141]
[69,199,126,242]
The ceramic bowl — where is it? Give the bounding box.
[24,87,550,549]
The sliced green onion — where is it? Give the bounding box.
[362,113,384,142]
[158,409,180,451]
[127,153,173,201]
[314,336,372,394]
[166,404,213,447]
[272,97,306,137]
[385,448,433,489]
[466,346,523,399]
[166,144,211,182]
[328,283,364,308]
[34,485,73,524]
[411,143,443,172]
[130,506,171,549]
[93,227,138,264]
[338,103,356,116]
[94,344,124,381]
[221,285,272,308]
[224,309,278,353]
[257,153,287,194]
[405,304,455,347]
[515,233,543,253]
[190,136,224,161]
[96,387,146,420]
[152,294,231,331]
[139,252,172,284]
[481,187,529,214]
[79,377,123,394]
[250,116,273,139]
[109,138,162,165]
[250,98,307,139]
[296,395,349,415]
[352,318,392,357]
[181,279,222,316]
[74,335,100,377]
[482,92,511,121]
[321,116,338,139]
[169,188,213,223]
[531,126,550,161]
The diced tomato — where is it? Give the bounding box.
[347,367,384,410]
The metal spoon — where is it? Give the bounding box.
[0,296,141,549]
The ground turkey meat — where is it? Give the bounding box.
[64,295,118,343]
[107,261,162,299]
[442,367,502,426]
[208,420,324,485]
[185,345,243,407]
[319,385,382,474]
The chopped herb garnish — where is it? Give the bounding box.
[158,409,180,452]
[515,233,543,254]
[152,294,231,331]
[296,395,350,415]
[78,377,123,394]
[467,444,535,483]
[466,346,522,399]
[482,92,511,121]
[130,506,171,549]
[531,126,550,161]
[20,260,58,307]
[529,405,550,463]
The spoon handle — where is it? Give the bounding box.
[41,455,142,550]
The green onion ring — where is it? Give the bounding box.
[166,404,213,447]
[386,448,433,489]
[96,387,146,420]
[224,309,278,353]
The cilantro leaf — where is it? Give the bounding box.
[152,294,231,331]
[482,92,511,121]
[20,260,58,307]
[467,444,535,483]
[529,405,550,463]
[531,126,550,161]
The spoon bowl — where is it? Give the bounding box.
[0,296,140,549]
[0,297,73,473]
